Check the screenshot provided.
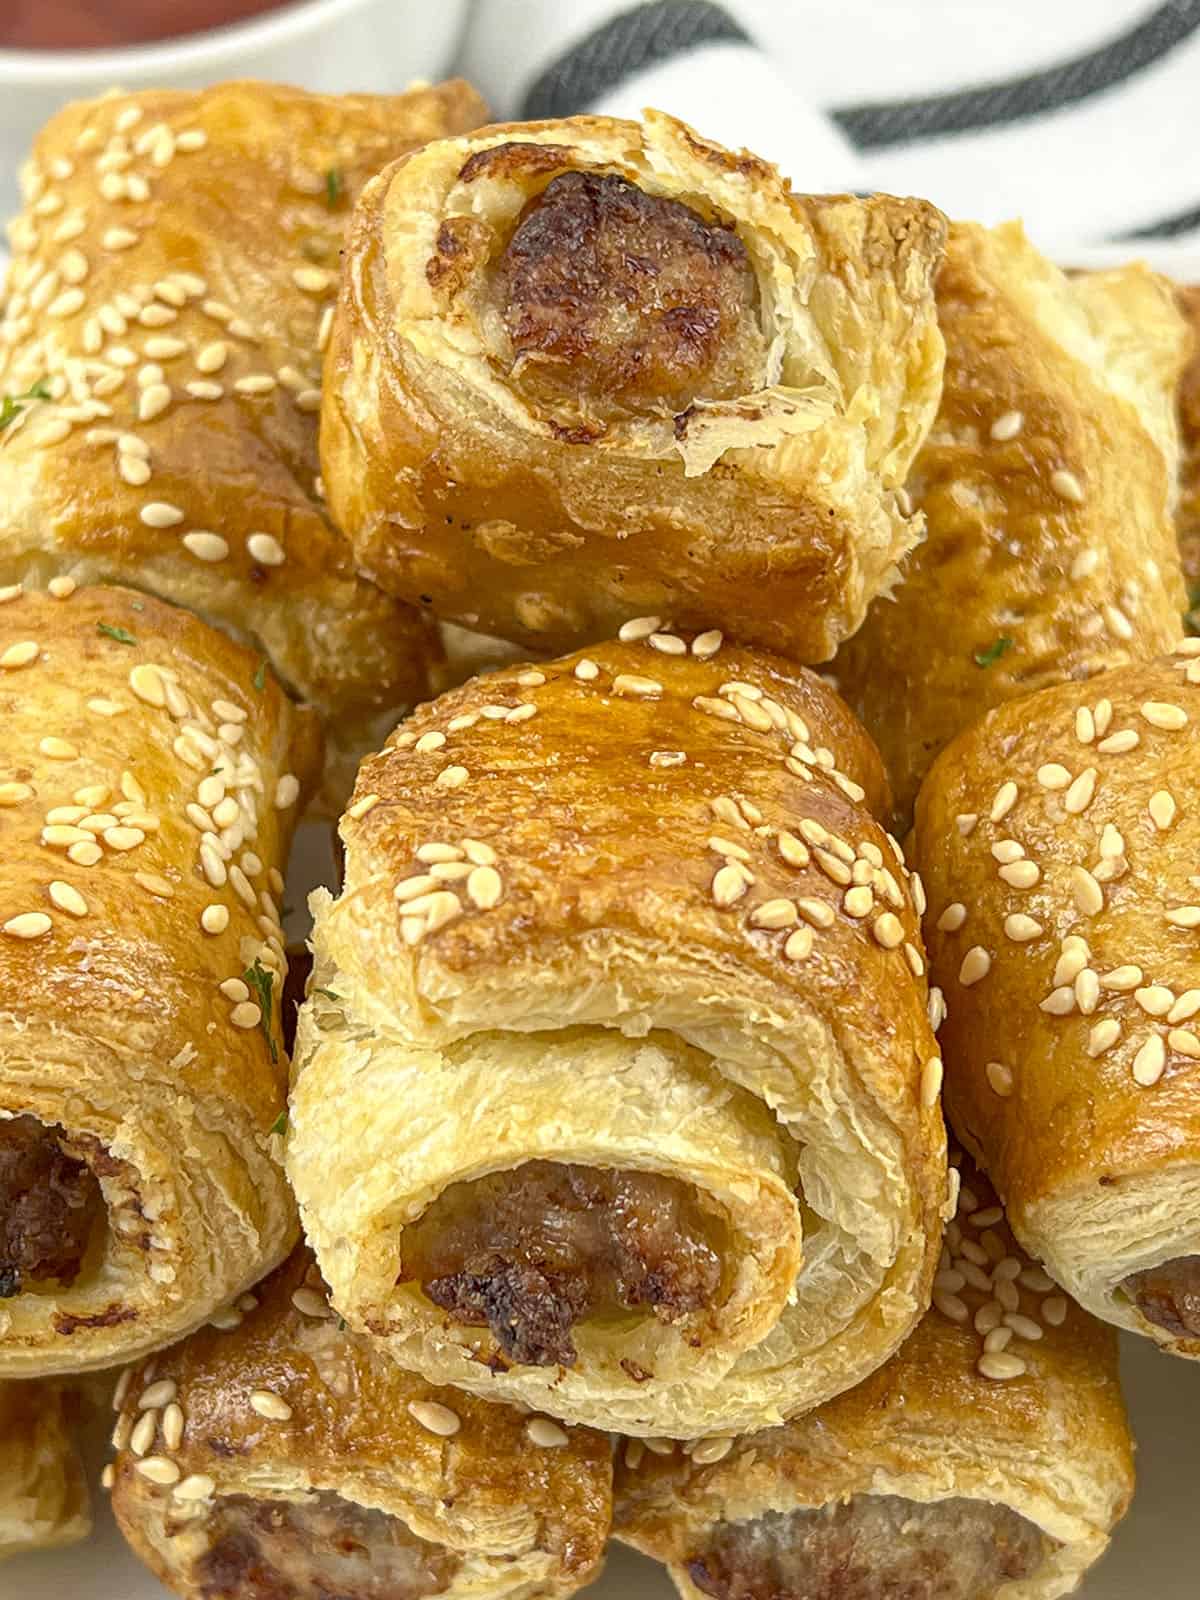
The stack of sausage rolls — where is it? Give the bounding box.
[3,73,1195,1600]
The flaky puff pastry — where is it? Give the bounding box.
[0,80,483,802]
[321,110,946,660]
[915,645,1200,1357]
[615,1160,1133,1600]
[835,221,1189,823]
[0,585,320,1377]
[0,1380,90,1560]
[109,1248,611,1600]
[290,628,946,1438]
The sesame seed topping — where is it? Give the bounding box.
[526,1416,569,1447]
[1004,913,1042,942]
[183,532,229,562]
[648,632,686,655]
[0,640,40,669]
[466,866,502,909]
[0,783,33,806]
[174,1473,215,1502]
[135,1457,181,1485]
[1050,469,1085,503]
[612,673,662,698]
[139,500,183,528]
[230,1001,262,1030]
[220,978,250,1002]
[291,1286,331,1318]
[712,863,750,907]
[1042,1296,1068,1326]
[1168,1028,1200,1057]
[1135,986,1174,1017]
[986,1061,1014,1096]
[1140,700,1188,731]
[1132,1034,1166,1086]
[575,660,599,682]
[920,1056,943,1107]
[843,885,874,918]
[990,840,1024,865]
[135,872,173,898]
[1148,790,1177,830]
[249,1389,292,1421]
[1100,965,1143,992]
[247,531,286,567]
[1165,906,1200,928]
[998,859,1040,889]
[872,911,904,948]
[1062,767,1097,813]
[274,774,300,809]
[138,383,171,422]
[407,1399,460,1436]
[1071,867,1103,916]
[750,898,798,930]
[292,265,333,294]
[3,911,52,939]
[977,1350,1027,1381]
[48,881,88,917]
[937,902,966,932]
[138,1379,177,1410]
[102,226,138,250]
[415,731,446,754]
[1036,763,1071,789]
[1071,548,1100,581]
[989,782,1018,822]
[1075,707,1095,744]
[691,629,723,658]
[959,947,991,986]
[1168,990,1200,1023]
[435,765,469,790]
[40,736,78,759]
[989,409,1023,441]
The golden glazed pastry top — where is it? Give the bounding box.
[0,79,484,788]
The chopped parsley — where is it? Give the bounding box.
[97,622,137,646]
[269,1109,288,1137]
[314,987,341,1002]
[325,168,343,207]
[252,657,268,692]
[0,379,51,431]
[973,636,1013,669]
[243,958,278,1063]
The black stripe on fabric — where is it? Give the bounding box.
[1115,198,1200,239]
[832,0,1200,149]
[522,0,750,122]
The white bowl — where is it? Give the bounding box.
[0,0,469,215]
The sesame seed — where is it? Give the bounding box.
[291,1286,330,1318]
[1075,969,1100,1014]
[138,1379,177,1410]
[1168,990,1200,1023]
[843,885,874,918]
[139,501,183,528]
[648,632,686,655]
[712,864,750,907]
[1148,790,1177,830]
[691,628,723,659]
[649,750,686,767]
[144,337,185,360]
[183,532,229,562]
[247,532,285,567]
[1101,965,1142,991]
[990,409,1023,441]
[1075,706,1095,744]
[134,872,173,898]
[0,782,33,806]
[1004,913,1042,942]
[229,1002,263,1031]
[612,673,662,698]
[750,898,798,929]
[777,831,810,869]
[1102,604,1135,642]
[186,380,223,399]
[920,1056,943,1107]
[1042,1296,1068,1326]
[234,374,277,395]
[407,1399,460,1436]
[937,902,966,932]
[176,129,207,151]
[345,793,380,821]
[466,865,502,909]
[200,903,228,934]
[986,1061,1014,1096]
[1050,469,1085,504]
[795,898,834,930]
[1135,986,1174,1017]
[135,1456,181,1485]
[1168,1028,1200,1057]
[40,736,78,759]
[1061,767,1098,813]
[1071,547,1100,581]
[988,780,1018,822]
[220,978,250,1002]
[2,911,52,939]
[417,843,463,864]
[872,911,904,948]
[249,1389,292,1420]
[617,616,661,642]
[1036,763,1071,790]
[47,287,85,318]
[1071,867,1103,916]
[1132,1034,1166,1087]
[48,881,88,917]
[415,731,446,753]
[274,774,300,809]
[395,875,440,902]
[526,1416,569,1447]
[174,1473,215,1502]
[0,640,40,669]
[990,839,1025,865]
[779,924,813,962]
[137,383,171,422]
[1165,906,1200,928]
[959,947,991,986]
[998,859,1041,891]
[435,765,469,790]
[292,266,333,294]
[1141,700,1188,731]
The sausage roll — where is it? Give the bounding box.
[0,583,320,1377]
[321,110,947,661]
[0,1380,90,1559]
[0,79,483,798]
[616,1158,1133,1600]
[1176,284,1200,606]
[290,626,947,1438]
[109,1247,612,1600]
[915,644,1200,1357]
[835,221,1189,822]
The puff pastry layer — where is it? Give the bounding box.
[915,645,1200,1356]
[110,1247,611,1600]
[321,110,946,661]
[0,585,319,1376]
[291,628,946,1437]
[0,79,483,801]
[0,1379,90,1560]
[616,1160,1133,1600]
[835,221,1189,822]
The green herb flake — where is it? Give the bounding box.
[314,987,341,1002]
[0,380,51,431]
[269,1109,288,1137]
[325,168,343,207]
[97,622,137,646]
[973,636,1013,669]
[252,658,268,692]
[243,958,278,1063]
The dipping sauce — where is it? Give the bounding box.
[0,1,294,50]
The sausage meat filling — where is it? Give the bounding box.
[400,1160,724,1367]
[194,1491,459,1600]
[0,1115,105,1297]
[495,171,766,418]
[1123,1255,1200,1338]
[685,1495,1050,1600]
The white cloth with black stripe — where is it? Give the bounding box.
[457,0,1200,252]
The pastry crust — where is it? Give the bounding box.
[110,1247,611,1600]
[0,584,319,1376]
[290,628,946,1437]
[914,645,1200,1356]
[321,110,947,660]
[1176,284,1200,602]
[615,1160,1133,1600]
[0,79,484,803]
[0,1380,90,1560]
[835,221,1189,823]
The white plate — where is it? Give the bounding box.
[8,241,1200,1600]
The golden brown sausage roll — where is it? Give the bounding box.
[615,1159,1133,1600]
[0,584,319,1377]
[0,1379,90,1559]
[109,1247,612,1600]
[290,626,947,1438]
[321,110,947,661]
[835,221,1189,822]
[915,644,1200,1357]
[0,79,483,797]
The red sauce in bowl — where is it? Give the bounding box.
[0,1,296,50]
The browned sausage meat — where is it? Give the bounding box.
[399,1160,723,1367]
[0,1115,104,1297]
[685,1495,1049,1600]
[194,1491,460,1600]
[494,172,767,418]
[1123,1256,1200,1339]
